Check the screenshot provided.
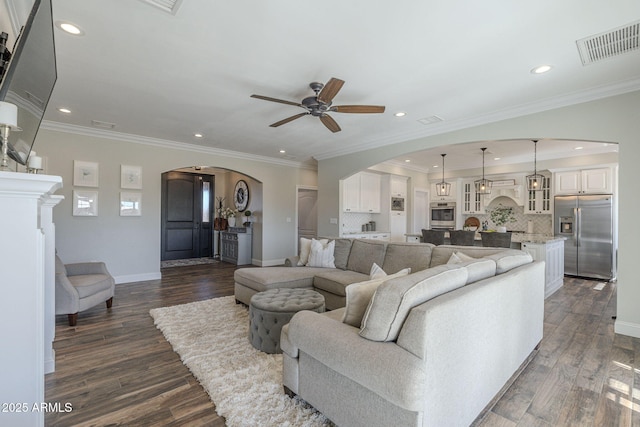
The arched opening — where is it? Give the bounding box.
[161,166,262,266]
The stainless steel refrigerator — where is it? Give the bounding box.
[554,195,615,280]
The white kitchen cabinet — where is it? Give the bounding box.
[430,180,457,202]
[521,239,565,298]
[461,180,485,214]
[554,168,612,195]
[360,172,381,213]
[389,211,407,242]
[342,172,381,213]
[390,175,408,197]
[524,173,552,214]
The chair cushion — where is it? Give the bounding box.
[359,265,468,342]
[68,274,113,298]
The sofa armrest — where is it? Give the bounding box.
[284,256,301,267]
[65,262,111,277]
[55,272,79,314]
[287,310,427,411]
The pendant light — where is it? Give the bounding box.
[526,139,544,191]
[435,153,451,196]
[474,147,492,194]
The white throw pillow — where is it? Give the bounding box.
[369,263,387,279]
[306,239,336,268]
[447,251,476,264]
[298,237,328,266]
[342,267,411,327]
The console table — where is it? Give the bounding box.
[221,226,252,265]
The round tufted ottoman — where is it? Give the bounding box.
[249,288,325,354]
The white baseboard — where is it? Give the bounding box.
[256,258,286,267]
[115,272,161,284]
[614,320,640,339]
[44,353,55,375]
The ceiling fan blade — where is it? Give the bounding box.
[320,114,341,133]
[332,105,386,114]
[251,94,302,107]
[269,112,309,127]
[317,78,345,104]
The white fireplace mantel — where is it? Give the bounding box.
[0,171,63,427]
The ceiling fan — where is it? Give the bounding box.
[250,77,385,133]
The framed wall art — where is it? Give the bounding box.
[72,190,98,216]
[121,164,142,189]
[73,161,99,187]
[120,192,142,216]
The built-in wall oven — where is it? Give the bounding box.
[430,202,456,229]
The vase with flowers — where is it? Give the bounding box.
[217,206,238,228]
[489,203,516,232]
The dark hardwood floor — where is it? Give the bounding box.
[45,263,638,426]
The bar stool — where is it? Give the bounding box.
[449,230,476,246]
[421,229,446,245]
[480,232,512,248]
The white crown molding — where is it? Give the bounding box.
[381,159,431,174]
[40,121,318,171]
[313,79,640,161]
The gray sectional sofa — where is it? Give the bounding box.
[234,238,545,426]
[234,238,531,309]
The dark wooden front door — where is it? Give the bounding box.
[161,171,214,261]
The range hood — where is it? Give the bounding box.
[484,184,524,207]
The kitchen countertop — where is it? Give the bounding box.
[342,231,391,235]
[405,232,565,244]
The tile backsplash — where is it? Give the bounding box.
[463,205,552,234]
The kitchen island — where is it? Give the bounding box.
[405,232,565,298]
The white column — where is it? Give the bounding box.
[41,195,64,374]
[0,172,62,427]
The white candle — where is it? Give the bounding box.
[28,155,42,169]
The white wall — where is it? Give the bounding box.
[317,91,640,339]
[35,127,317,282]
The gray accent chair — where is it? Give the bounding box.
[449,230,476,246]
[421,229,445,245]
[55,255,115,326]
[480,231,512,248]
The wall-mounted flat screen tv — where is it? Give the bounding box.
[0,0,56,166]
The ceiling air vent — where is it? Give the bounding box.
[138,0,184,15]
[576,20,640,65]
[417,115,444,125]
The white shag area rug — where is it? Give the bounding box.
[150,296,333,426]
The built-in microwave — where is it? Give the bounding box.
[391,197,405,211]
[430,202,455,229]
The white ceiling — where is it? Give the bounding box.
[40,0,640,168]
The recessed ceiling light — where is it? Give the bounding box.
[404,159,411,163]
[194,133,203,138]
[58,107,71,114]
[531,65,552,74]
[574,146,584,150]
[279,149,286,154]
[494,157,501,161]
[433,165,439,168]
[56,21,84,36]
[394,112,406,117]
